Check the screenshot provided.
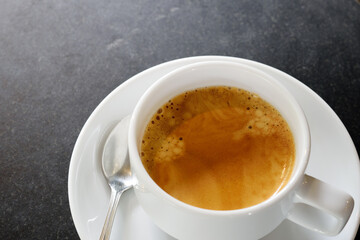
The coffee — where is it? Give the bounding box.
[140,86,295,210]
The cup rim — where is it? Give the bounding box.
[128,60,311,216]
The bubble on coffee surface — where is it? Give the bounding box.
[141,86,295,210]
[154,134,185,163]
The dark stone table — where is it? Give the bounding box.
[1,0,359,239]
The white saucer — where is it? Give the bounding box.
[68,56,360,240]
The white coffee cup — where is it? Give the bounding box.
[128,61,354,240]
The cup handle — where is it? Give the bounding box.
[286,175,354,235]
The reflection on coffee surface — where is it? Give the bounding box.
[141,86,295,210]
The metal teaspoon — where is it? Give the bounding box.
[99,115,134,240]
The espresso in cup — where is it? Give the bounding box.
[140,85,295,210]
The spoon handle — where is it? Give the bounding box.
[99,187,123,240]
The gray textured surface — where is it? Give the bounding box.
[0,0,359,239]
